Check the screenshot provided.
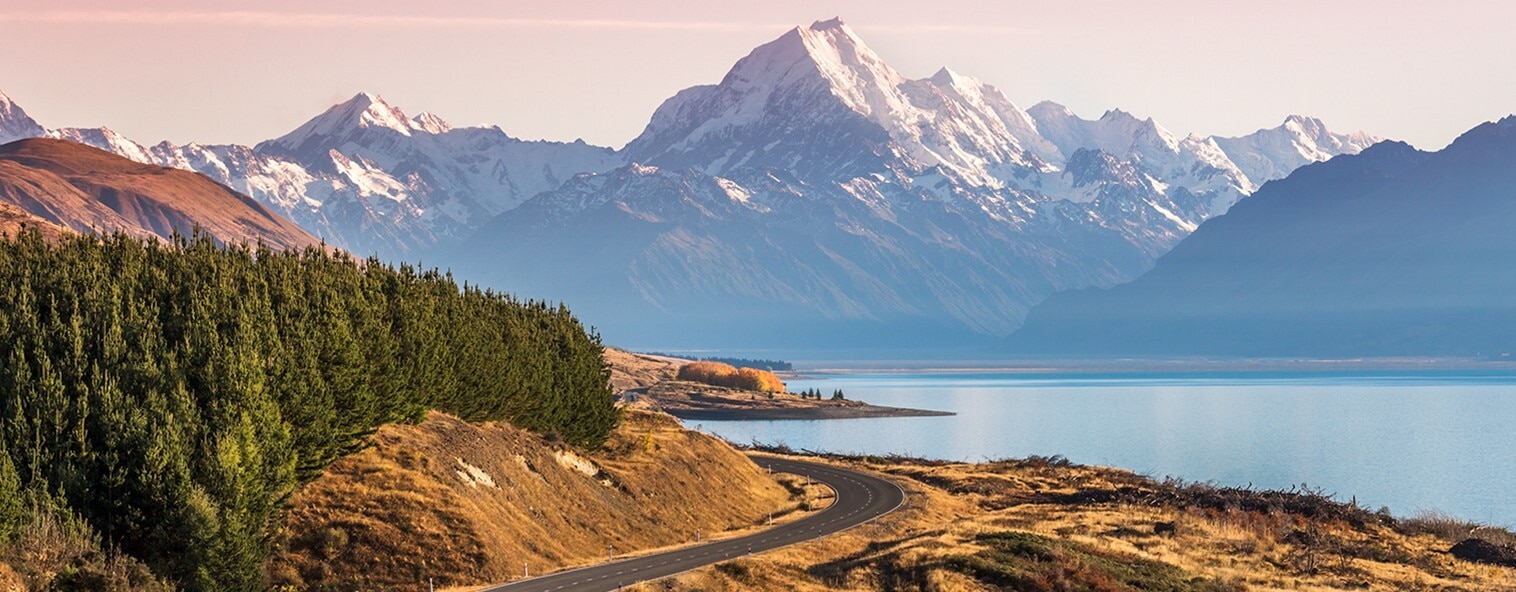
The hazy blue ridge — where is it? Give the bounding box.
[1008,117,1516,357]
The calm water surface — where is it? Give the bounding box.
[693,371,1516,526]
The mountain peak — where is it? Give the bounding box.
[1444,114,1516,151]
[339,92,412,132]
[1281,114,1327,135]
[929,67,969,88]
[698,17,903,123]
[1100,108,1149,124]
[1028,100,1074,118]
[410,111,452,134]
[809,16,847,31]
[627,20,1052,184]
[0,89,47,144]
[261,92,427,157]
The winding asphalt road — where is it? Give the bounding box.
[481,455,905,592]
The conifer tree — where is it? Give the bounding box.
[0,440,20,541]
[0,229,619,589]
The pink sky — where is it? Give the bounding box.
[2,0,1511,149]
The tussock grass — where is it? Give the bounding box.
[1400,510,1516,547]
[645,453,1516,592]
[268,410,796,590]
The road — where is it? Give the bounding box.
[480,455,905,592]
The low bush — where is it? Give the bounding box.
[1400,510,1516,547]
[676,361,786,392]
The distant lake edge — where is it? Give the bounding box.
[696,367,1516,527]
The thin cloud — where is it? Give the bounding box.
[0,10,782,30]
[0,10,1034,34]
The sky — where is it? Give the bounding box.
[1,0,1512,150]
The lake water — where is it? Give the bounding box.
[692,370,1516,527]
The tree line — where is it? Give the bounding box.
[0,230,617,591]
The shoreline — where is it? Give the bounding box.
[663,404,954,421]
[785,356,1516,375]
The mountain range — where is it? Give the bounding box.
[1009,117,1516,357]
[0,19,1375,349]
[0,138,318,249]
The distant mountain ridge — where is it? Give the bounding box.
[1008,116,1516,356]
[0,138,319,249]
[0,90,620,258]
[0,19,1376,348]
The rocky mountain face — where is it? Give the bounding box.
[0,20,1374,349]
[0,92,46,145]
[0,138,319,249]
[457,19,1373,349]
[1009,117,1516,357]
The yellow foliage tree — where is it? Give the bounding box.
[676,362,786,393]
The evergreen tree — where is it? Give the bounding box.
[0,229,619,590]
[0,439,20,540]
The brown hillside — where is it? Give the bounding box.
[603,348,684,392]
[0,201,66,240]
[0,138,318,249]
[268,410,793,590]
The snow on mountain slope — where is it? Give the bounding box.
[263,92,427,158]
[1026,102,1376,211]
[0,91,45,144]
[624,18,1049,187]
[1025,102,1252,209]
[1011,118,1512,357]
[0,138,320,249]
[49,127,156,163]
[1213,115,1379,190]
[1,89,624,258]
[256,92,623,236]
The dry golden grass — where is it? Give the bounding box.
[603,348,684,393]
[270,344,1516,592]
[267,410,794,591]
[638,454,1516,592]
[0,563,22,592]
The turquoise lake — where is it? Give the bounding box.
[692,370,1516,526]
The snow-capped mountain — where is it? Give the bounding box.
[0,91,45,144]
[624,18,1054,187]
[459,19,1376,348]
[1010,117,1516,356]
[1213,115,1378,190]
[0,138,320,250]
[627,19,1369,218]
[0,91,621,258]
[0,18,1377,349]
[256,92,621,222]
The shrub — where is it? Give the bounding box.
[1401,510,1516,547]
[676,362,786,393]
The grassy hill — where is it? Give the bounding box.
[268,410,795,589]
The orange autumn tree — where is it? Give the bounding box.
[677,361,787,393]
